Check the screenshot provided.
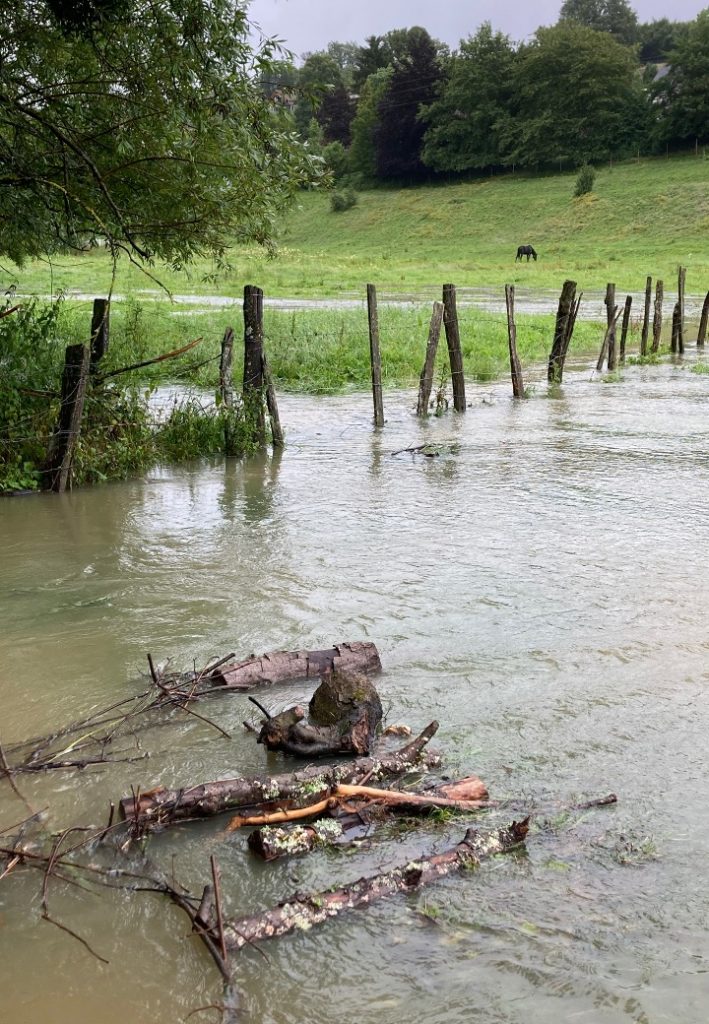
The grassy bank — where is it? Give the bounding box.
[4,153,709,301]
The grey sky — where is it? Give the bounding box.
[247,0,708,55]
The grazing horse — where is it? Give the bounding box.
[515,244,537,262]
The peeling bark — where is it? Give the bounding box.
[210,642,382,690]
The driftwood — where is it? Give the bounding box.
[119,721,440,830]
[213,821,529,950]
[211,642,381,690]
[257,670,383,757]
[246,776,490,860]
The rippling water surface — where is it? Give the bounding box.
[3,352,709,1024]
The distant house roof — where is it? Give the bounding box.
[652,63,671,82]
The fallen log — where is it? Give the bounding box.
[211,642,381,690]
[246,776,490,860]
[119,721,440,830]
[218,820,528,950]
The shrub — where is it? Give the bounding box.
[574,163,596,197]
[330,188,358,213]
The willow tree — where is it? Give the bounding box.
[0,0,321,270]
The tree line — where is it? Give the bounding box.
[259,0,709,184]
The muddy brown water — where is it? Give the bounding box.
[3,351,709,1023]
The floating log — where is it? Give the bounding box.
[219,821,528,950]
[210,642,381,690]
[119,721,440,829]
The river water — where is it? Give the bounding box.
[3,351,709,1024]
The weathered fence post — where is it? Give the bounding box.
[366,284,385,428]
[671,302,681,354]
[596,307,621,374]
[44,343,91,492]
[442,284,467,412]
[560,291,583,373]
[697,290,709,348]
[605,283,617,371]
[677,265,686,351]
[243,285,266,442]
[505,285,525,398]
[261,352,284,448]
[640,276,652,356]
[619,295,632,363]
[416,301,444,416]
[90,298,109,369]
[651,281,663,353]
[547,279,577,383]
[219,327,234,408]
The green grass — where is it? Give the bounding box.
[5,152,708,300]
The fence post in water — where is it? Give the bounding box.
[442,284,467,412]
[560,291,583,375]
[596,307,620,374]
[677,265,686,351]
[243,285,266,443]
[640,276,652,356]
[366,284,385,428]
[605,283,617,371]
[697,291,709,348]
[416,300,444,416]
[89,298,109,370]
[619,296,632,364]
[44,343,91,492]
[219,327,234,408]
[261,352,284,448]
[548,279,577,383]
[505,285,525,398]
[652,282,664,353]
[671,302,681,353]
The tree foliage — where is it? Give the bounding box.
[506,23,647,167]
[0,0,320,268]
[653,10,709,146]
[558,0,639,45]
[421,24,515,172]
[348,67,393,180]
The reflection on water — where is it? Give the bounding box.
[3,351,709,1023]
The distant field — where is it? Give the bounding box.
[5,152,709,301]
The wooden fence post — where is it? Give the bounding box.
[90,298,109,369]
[261,352,284,448]
[697,290,709,348]
[640,276,652,356]
[44,343,91,492]
[677,265,686,351]
[416,301,444,416]
[605,283,617,370]
[366,284,385,428]
[505,285,525,398]
[243,285,266,442]
[547,279,577,383]
[671,302,681,354]
[596,307,621,374]
[219,327,234,408]
[619,295,632,363]
[442,284,467,412]
[560,291,583,374]
[651,281,663,353]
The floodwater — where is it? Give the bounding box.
[3,348,709,1024]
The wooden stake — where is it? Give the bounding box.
[677,265,686,352]
[548,280,576,383]
[89,298,109,369]
[697,290,709,348]
[652,281,663,353]
[671,302,681,353]
[366,284,385,428]
[640,275,652,356]
[218,327,234,408]
[44,344,91,493]
[619,295,632,363]
[243,285,265,442]
[416,301,444,416]
[605,283,617,371]
[504,285,525,398]
[261,352,284,448]
[442,284,467,412]
[595,307,621,373]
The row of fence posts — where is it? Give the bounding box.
[44,271,709,492]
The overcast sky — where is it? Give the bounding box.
[247,0,708,55]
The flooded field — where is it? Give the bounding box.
[3,351,709,1023]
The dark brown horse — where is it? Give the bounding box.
[515,245,537,261]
